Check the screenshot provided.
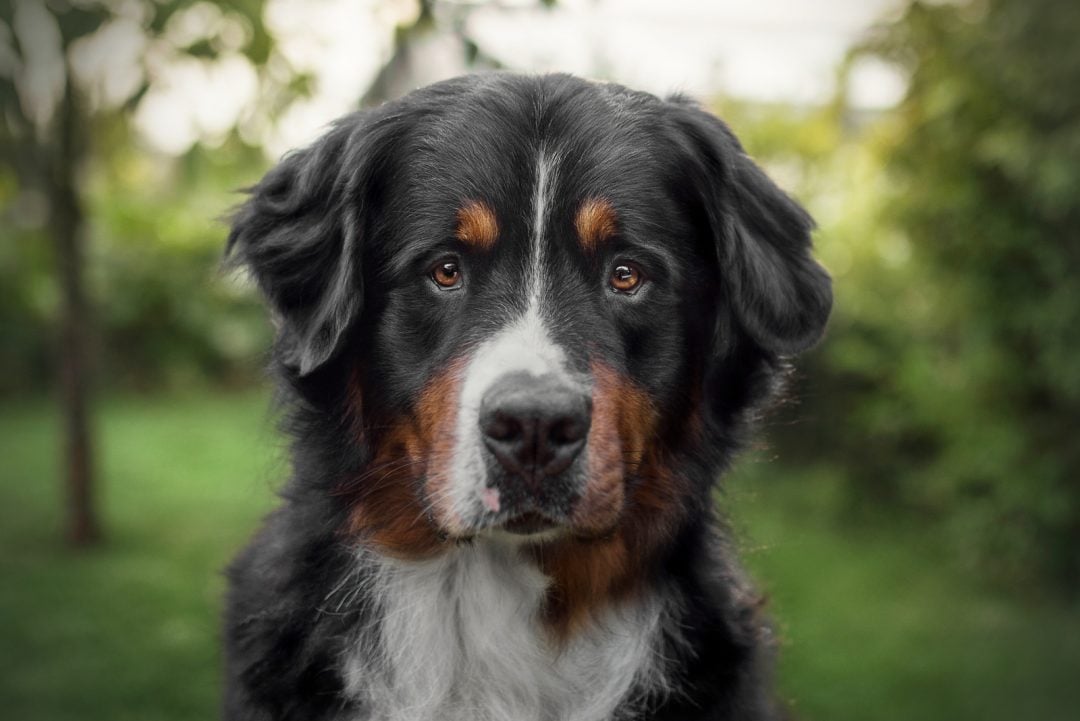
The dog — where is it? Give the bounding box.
[222,73,831,721]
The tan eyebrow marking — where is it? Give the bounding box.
[455,200,499,250]
[574,197,618,252]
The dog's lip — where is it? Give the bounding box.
[501,511,559,535]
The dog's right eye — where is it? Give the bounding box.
[431,259,464,290]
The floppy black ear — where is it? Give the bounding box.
[667,97,832,355]
[227,112,395,376]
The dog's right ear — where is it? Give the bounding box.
[226,111,399,376]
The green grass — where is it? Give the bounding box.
[0,391,280,721]
[1,391,1078,720]
[725,463,1080,721]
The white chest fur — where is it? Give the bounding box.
[341,541,669,721]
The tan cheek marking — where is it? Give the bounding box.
[416,356,469,535]
[573,361,631,533]
[338,421,444,559]
[574,197,618,252]
[455,200,499,250]
[573,360,656,529]
[337,358,468,559]
[539,359,690,640]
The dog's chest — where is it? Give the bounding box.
[340,542,665,721]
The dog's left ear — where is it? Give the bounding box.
[666,97,832,356]
[226,110,401,376]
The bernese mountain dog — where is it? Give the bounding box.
[223,73,832,721]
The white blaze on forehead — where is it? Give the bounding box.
[528,150,557,310]
[445,149,571,526]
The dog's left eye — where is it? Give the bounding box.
[609,262,645,294]
[431,259,464,290]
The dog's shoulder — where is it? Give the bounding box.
[223,506,363,719]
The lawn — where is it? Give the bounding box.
[1,391,1077,720]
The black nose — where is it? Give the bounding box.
[480,373,591,481]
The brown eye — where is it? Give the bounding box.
[609,262,644,293]
[431,260,463,289]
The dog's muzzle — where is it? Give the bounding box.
[478,372,591,531]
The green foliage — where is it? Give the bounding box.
[85,136,274,390]
[751,0,1080,593]
[0,0,282,394]
[0,129,274,393]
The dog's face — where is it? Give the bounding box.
[229,75,830,566]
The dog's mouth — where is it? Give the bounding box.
[502,511,558,536]
[452,501,622,545]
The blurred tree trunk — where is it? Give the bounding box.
[3,0,286,547]
[47,75,99,547]
[2,0,105,548]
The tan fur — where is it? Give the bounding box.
[536,360,686,638]
[574,198,618,252]
[456,200,499,250]
[338,358,469,558]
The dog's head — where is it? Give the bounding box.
[229,74,830,575]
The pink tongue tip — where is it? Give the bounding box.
[481,487,501,513]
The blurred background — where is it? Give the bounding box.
[1,0,1078,719]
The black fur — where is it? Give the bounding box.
[223,73,831,721]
